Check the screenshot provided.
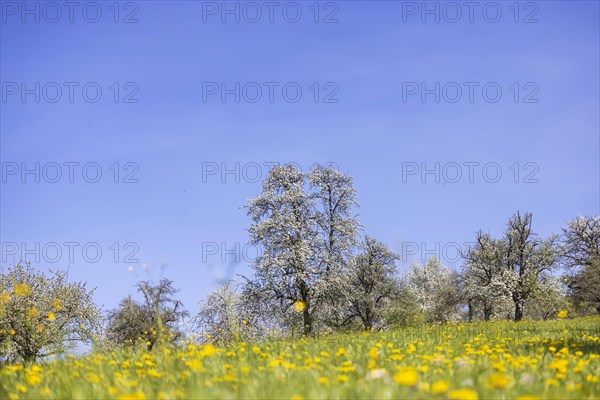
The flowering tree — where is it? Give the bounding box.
[461,231,512,321]
[502,212,560,321]
[525,274,569,320]
[0,263,100,362]
[345,237,399,330]
[309,165,360,328]
[246,164,361,334]
[246,165,320,334]
[562,215,600,313]
[194,282,270,343]
[106,279,188,350]
[405,257,460,323]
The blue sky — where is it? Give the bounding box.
[1,0,598,316]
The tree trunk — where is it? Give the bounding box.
[467,300,473,322]
[302,308,312,335]
[483,301,492,321]
[514,300,524,321]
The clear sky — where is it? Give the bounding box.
[1,0,598,316]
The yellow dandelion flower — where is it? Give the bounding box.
[489,373,510,389]
[556,310,568,319]
[86,374,101,383]
[337,375,349,383]
[432,380,449,394]
[546,379,560,387]
[586,374,599,383]
[317,377,329,384]
[47,313,56,321]
[394,368,419,386]
[25,374,41,386]
[185,359,203,371]
[203,343,217,356]
[448,389,478,400]
[118,392,146,400]
[336,347,347,357]
[369,347,379,359]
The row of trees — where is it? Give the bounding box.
[197,165,599,341]
[1,165,598,361]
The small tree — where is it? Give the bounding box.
[503,212,559,321]
[0,263,100,362]
[406,257,460,323]
[565,256,600,314]
[107,279,188,350]
[562,216,600,313]
[345,237,399,330]
[525,274,569,320]
[194,282,262,343]
[461,231,512,321]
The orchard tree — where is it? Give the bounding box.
[309,165,360,328]
[246,165,320,334]
[194,282,265,343]
[525,274,569,320]
[562,215,600,269]
[0,263,101,362]
[461,231,512,321]
[406,257,460,323]
[502,212,559,321]
[107,279,188,349]
[345,237,399,330]
[562,216,600,313]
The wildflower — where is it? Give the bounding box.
[336,347,347,357]
[448,389,478,400]
[367,369,388,380]
[431,380,449,394]
[48,313,56,321]
[546,379,559,387]
[203,343,217,356]
[337,375,349,383]
[317,377,329,384]
[394,368,419,386]
[185,359,203,371]
[557,310,568,319]
[489,373,510,389]
[118,392,146,400]
[146,369,162,378]
[86,374,101,383]
[26,373,42,386]
[369,347,379,359]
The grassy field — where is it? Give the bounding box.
[1,317,599,399]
